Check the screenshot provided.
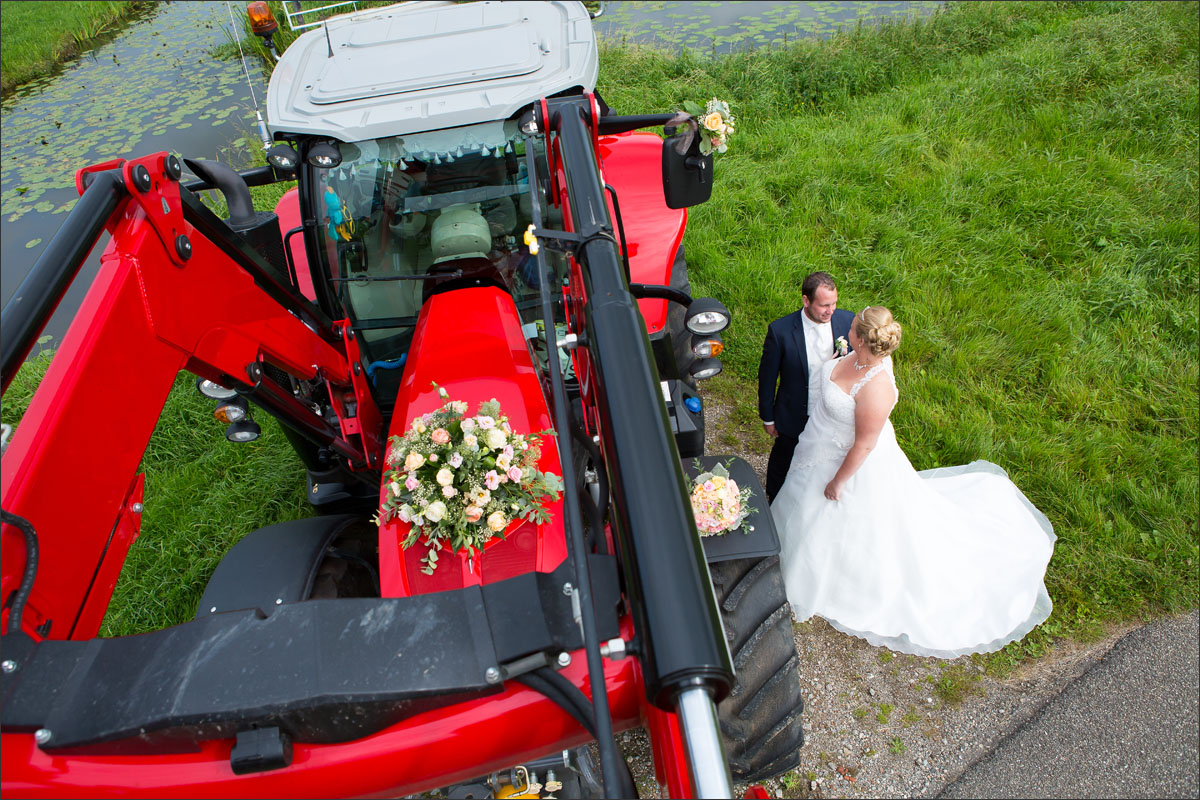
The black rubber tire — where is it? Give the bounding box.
[308,518,380,599]
[709,555,805,782]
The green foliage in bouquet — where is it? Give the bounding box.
[377,383,564,573]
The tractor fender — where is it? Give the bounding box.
[195,515,365,618]
[598,132,686,337]
[275,187,315,301]
[686,456,781,564]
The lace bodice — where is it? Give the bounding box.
[790,357,897,467]
[821,356,895,430]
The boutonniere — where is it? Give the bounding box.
[835,336,849,357]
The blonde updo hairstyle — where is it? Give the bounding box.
[855,306,902,357]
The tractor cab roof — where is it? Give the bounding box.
[265,0,598,143]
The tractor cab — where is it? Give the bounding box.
[266,1,594,413]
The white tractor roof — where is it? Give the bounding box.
[266,0,598,143]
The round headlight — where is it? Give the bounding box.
[689,358,723,380]
[685,298,731,335]
[267,143,299,170]
[197,377,238,400]
[225,419,261,443]
[307,141,342,169]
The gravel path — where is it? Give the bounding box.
[611,386,1149,799]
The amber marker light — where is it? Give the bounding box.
[247,1,278,36]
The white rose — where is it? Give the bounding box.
[436,468,454,487]
[486,428,507,450]
[461,418,476,433]
[424,501,447,523]
[441,485,457,498]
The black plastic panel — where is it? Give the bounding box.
[0,555,620,755]
[684,456,781,564]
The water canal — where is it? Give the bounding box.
[1,0,941,346]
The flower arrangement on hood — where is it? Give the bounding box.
[682,97,736,155]
[376,383,563,573]
[690,460,755,536]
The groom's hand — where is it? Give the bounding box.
[763,422,778,438]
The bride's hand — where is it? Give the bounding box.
[824,480,843,501]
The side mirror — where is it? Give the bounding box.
[662,129,714,210]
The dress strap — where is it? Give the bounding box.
[850,361,889,398]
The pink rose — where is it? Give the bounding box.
[465,506,483,523]
[431,428,450,445]
[405,475,419,491]
[485,470,501,490]
[507,466,523,483]
[703,480,715,492]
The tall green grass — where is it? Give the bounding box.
[0,1,148,95]
[1,354,313,636]
[3,2,1196,655]
[601,1,1198,655]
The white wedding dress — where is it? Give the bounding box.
[773,357,1055,657]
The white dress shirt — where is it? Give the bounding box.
[801,310,834,416]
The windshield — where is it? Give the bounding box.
[307,121,560,399]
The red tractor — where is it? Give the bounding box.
[0,2,804,796]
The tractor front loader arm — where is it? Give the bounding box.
[0,153,363,642]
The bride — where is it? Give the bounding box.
[772,306,1055,657]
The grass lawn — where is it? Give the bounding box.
[0,1,147,95]
[601,0,1198,667]
[3,2,1196,664]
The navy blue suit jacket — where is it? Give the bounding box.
[758,308,855,438]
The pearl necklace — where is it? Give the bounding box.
[853,357,878,371]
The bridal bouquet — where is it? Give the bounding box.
[681,97,736,155]
[690,461,755,536]
[376,383,563,573]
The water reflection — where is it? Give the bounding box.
[594,0,943,54]
[1,1,269,345]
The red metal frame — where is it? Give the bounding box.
[0,647,646,798]
[1,154,352,638]
[3,109,707,795]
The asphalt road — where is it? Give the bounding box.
[939,609,1199,799]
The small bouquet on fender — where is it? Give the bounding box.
[690,461,755,536]
[376,383,563,573]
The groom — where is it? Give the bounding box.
[758,271,854,503]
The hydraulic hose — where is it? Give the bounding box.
[1,509,39,635]
[524,138,624,798]
[515,668,638,799]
